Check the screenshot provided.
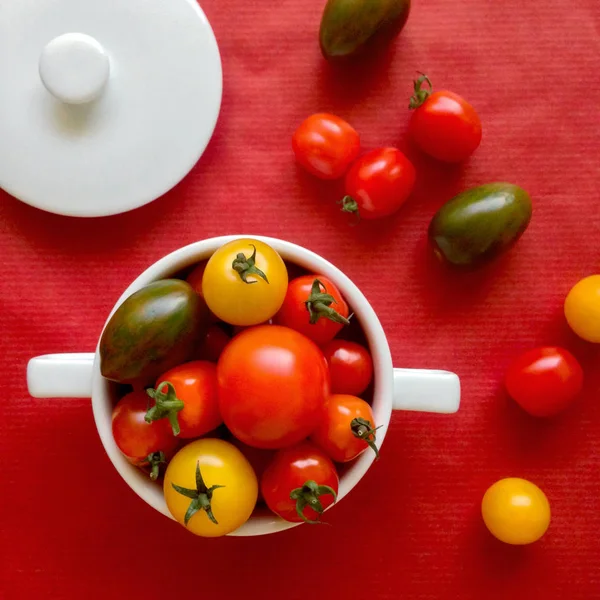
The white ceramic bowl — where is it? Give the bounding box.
[27,235,460,536]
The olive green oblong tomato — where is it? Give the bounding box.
[100,279,208,385]
[428,183,532,267]
[319,0,411,60]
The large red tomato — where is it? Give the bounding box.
[261,441,339,523]
[112,390,179,479]
[217,325,330,449]
[504,347,584,417]
[342,147,416,220]
[274,276,350,345]
[408,74,482,163]
[146,361,222,438]
[292,113,360,179]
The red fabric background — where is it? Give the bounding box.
[1,0,599,598]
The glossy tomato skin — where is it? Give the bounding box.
[322,339,373,395]
[292,113,360,179]
[311,394,378,463]
[261,441,339,523]
[410,90,482,163]
[481,478,551,545]
[112,390,179,464]
[274,275,350,345]
[164,439,258,537]
[155,361,222,438]
[218,325,330,449]
[344,147,416,219]
[505,347,584,417]
[202,238,288,327]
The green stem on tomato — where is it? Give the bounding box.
[171,461,225,526]
[147,451,167,481]
[289,480,337,524]
[408,73,433,109]
[305,279,351,326]
[231,244,269,284]
[145,381,185,436]
[351,417,382,460]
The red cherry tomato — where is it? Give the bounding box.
[146,361,222,438]
[197,324,231,362]
[111,390,179,479]
[504,347,584,417]
[261,441,339,523]
[311,394,379,463]
[292,113,360,179]
[322,339,373,395]
[408,74,482,163]
[217,325,330,449]
[274,276,350,345]
[342,147,416,220]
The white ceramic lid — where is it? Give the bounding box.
[0,0,222,217]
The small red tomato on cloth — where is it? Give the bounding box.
[504,347,584,417]
[292,113,360,179]
[311,394,379,463]
[217,325,330,449]
[408,74,482,163]
[322,339,373,395]
[275,275,350,345]
[341,147,416,220]
[261,441,339,523]
[112,390,180,480]
[146,361,222,438]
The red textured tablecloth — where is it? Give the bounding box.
[2,0,599,598]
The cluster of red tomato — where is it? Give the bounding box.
[111,238,379,537]
[292,74,482,219]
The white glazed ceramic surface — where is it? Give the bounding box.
[27,236,460,536]
[0,0,222,217]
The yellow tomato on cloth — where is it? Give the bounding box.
[564,275,600,343]
[481,477,550,545]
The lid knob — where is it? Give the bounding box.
[39,33,110,104]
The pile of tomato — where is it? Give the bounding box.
[106,238,379,537]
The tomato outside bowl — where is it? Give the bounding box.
[26,235,461,536]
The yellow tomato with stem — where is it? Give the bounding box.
[481,478,550,545]
[564,275,600,343]
[164,438,258,537]
[202,238,288,326]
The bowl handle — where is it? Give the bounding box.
[392,368,460,414]
[27,353,95,398]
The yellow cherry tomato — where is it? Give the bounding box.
[481,478,550,545]
[564,275,600,343]
[202,238,288,326]
[164,438,258,537]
